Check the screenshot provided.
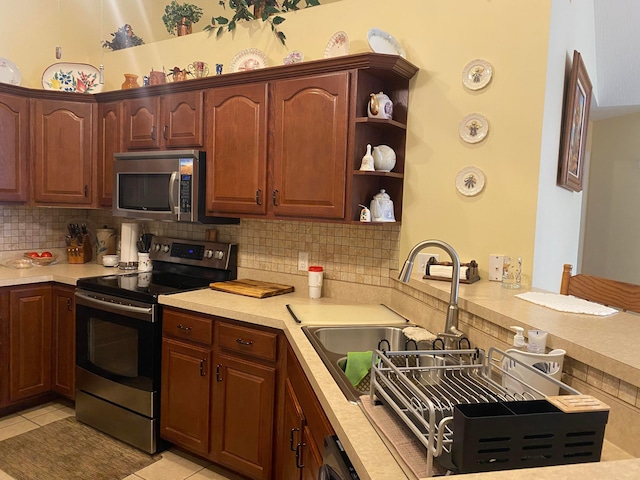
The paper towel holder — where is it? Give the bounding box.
[424,257,480,284]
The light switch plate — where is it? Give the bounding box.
[489,254,505,281]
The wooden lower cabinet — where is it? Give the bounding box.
[160,337,211,456]
[51,284,75,400]
[211,352,276,480]
[8,285,52,403]
[277,344,334,479]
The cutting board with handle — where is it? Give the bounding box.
[210,279,294,298]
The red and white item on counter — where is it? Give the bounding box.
[308,266,324,299]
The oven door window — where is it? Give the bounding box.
[117,173,172,212]
[76,304,158,392]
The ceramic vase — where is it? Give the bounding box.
[121,74,139,89]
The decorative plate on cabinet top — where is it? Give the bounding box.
[283,50,304,65]
[0,57,21,85]
[459,113,489,143]
[229,48,269,73]
[367,28,406,58]
[455,166,485,196]
[324,31,350,58]
[42,62,102,93]
[462,59,493,90]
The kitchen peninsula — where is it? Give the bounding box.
[1,262,637,479]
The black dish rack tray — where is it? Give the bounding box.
[369,347,607,476]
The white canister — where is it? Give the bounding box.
[308,265,324,299]
[138,252,152,272]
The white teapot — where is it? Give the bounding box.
[370,189,396,222]
[367,92,393,120]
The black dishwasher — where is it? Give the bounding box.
[319,435,360,480]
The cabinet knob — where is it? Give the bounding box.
[272,189,279,206]
[177,324,192,332]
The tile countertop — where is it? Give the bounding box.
[159,285,640,480]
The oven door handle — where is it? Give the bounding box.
[75,291,154,321]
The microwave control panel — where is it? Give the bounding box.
[179,158,193,214]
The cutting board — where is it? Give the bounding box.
[210,279,294,298]
[286,304,408,325]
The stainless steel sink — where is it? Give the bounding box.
[303,324,413,403]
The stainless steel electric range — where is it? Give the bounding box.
[74,236,237,453]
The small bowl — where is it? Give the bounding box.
[102,255,120,267]
[24,253,58,266]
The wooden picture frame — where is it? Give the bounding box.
[558,50,593,192]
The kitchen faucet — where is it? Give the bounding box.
[398,239,465,348]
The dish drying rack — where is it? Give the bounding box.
[369,347,582,477]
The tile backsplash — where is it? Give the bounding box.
[0,206,400,286]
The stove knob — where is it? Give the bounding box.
[205,250,214,259]
[153,243,161,252]
[162,244,170,253]
[214,250,225,260]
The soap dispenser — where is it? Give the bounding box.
[510,326,527,350]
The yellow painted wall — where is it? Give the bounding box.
[1,0,553,281]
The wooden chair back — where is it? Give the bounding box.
[560,264,640,314]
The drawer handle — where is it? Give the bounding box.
[236,338,253,346]
[200,359,206,376]
[295,442,306,469]
[289,427,300,451]
[177,324,192,331]
[272,189,279,206]
[215,364,223,382]
[255,189,262,205]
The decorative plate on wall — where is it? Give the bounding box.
[324,31,350,58]
[229,48,268,73]
[455,166,486,196]
[42,63,102,93]
[0,57,21,85]
[283,50,304,65]
[459,113,489,143]
[462,59,493,90]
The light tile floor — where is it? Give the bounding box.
[0,402,243,480]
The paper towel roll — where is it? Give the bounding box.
[428,265,469,279]
[120,223,139,264]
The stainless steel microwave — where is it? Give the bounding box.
[113,150,236,224]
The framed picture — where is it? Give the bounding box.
[558,50,593,192]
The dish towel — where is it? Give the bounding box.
[344,351,373,387]
[515,292,618,316]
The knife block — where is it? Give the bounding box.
[67,234,92,264]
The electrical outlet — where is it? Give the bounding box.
[489,254,505,281]
[298,252,309,271]
[416,253,440,275]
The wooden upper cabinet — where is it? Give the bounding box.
[205,84,268,216]
[123,91,203,150]
[271,72,349,220]
[0,93,29,203]
[97,101,122,207]
[32,99,95,205]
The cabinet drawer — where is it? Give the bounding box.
[163,309,213,345]
[217,322,278,362]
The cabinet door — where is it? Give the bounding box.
[280,379,304,480]
[51,285,75,400]
[162,91,204,148]
[205,84,268,216]
[97,101,122,207]
[123,97,161,149]
[32,99,94,205]
[160,337,211,456]
[211,352,276,480]
[8,285,52,403]
[272,72,349,219]
[0,289,8,407]
[0,93,29,202]
[300,425,323,480]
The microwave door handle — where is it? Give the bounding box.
[168,172,179,217]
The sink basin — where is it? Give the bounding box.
[303,324,414,403]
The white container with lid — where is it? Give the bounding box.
[308,265,324,299]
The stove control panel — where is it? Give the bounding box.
[149,236,237,270]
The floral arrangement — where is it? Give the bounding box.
[102,24,145,50]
